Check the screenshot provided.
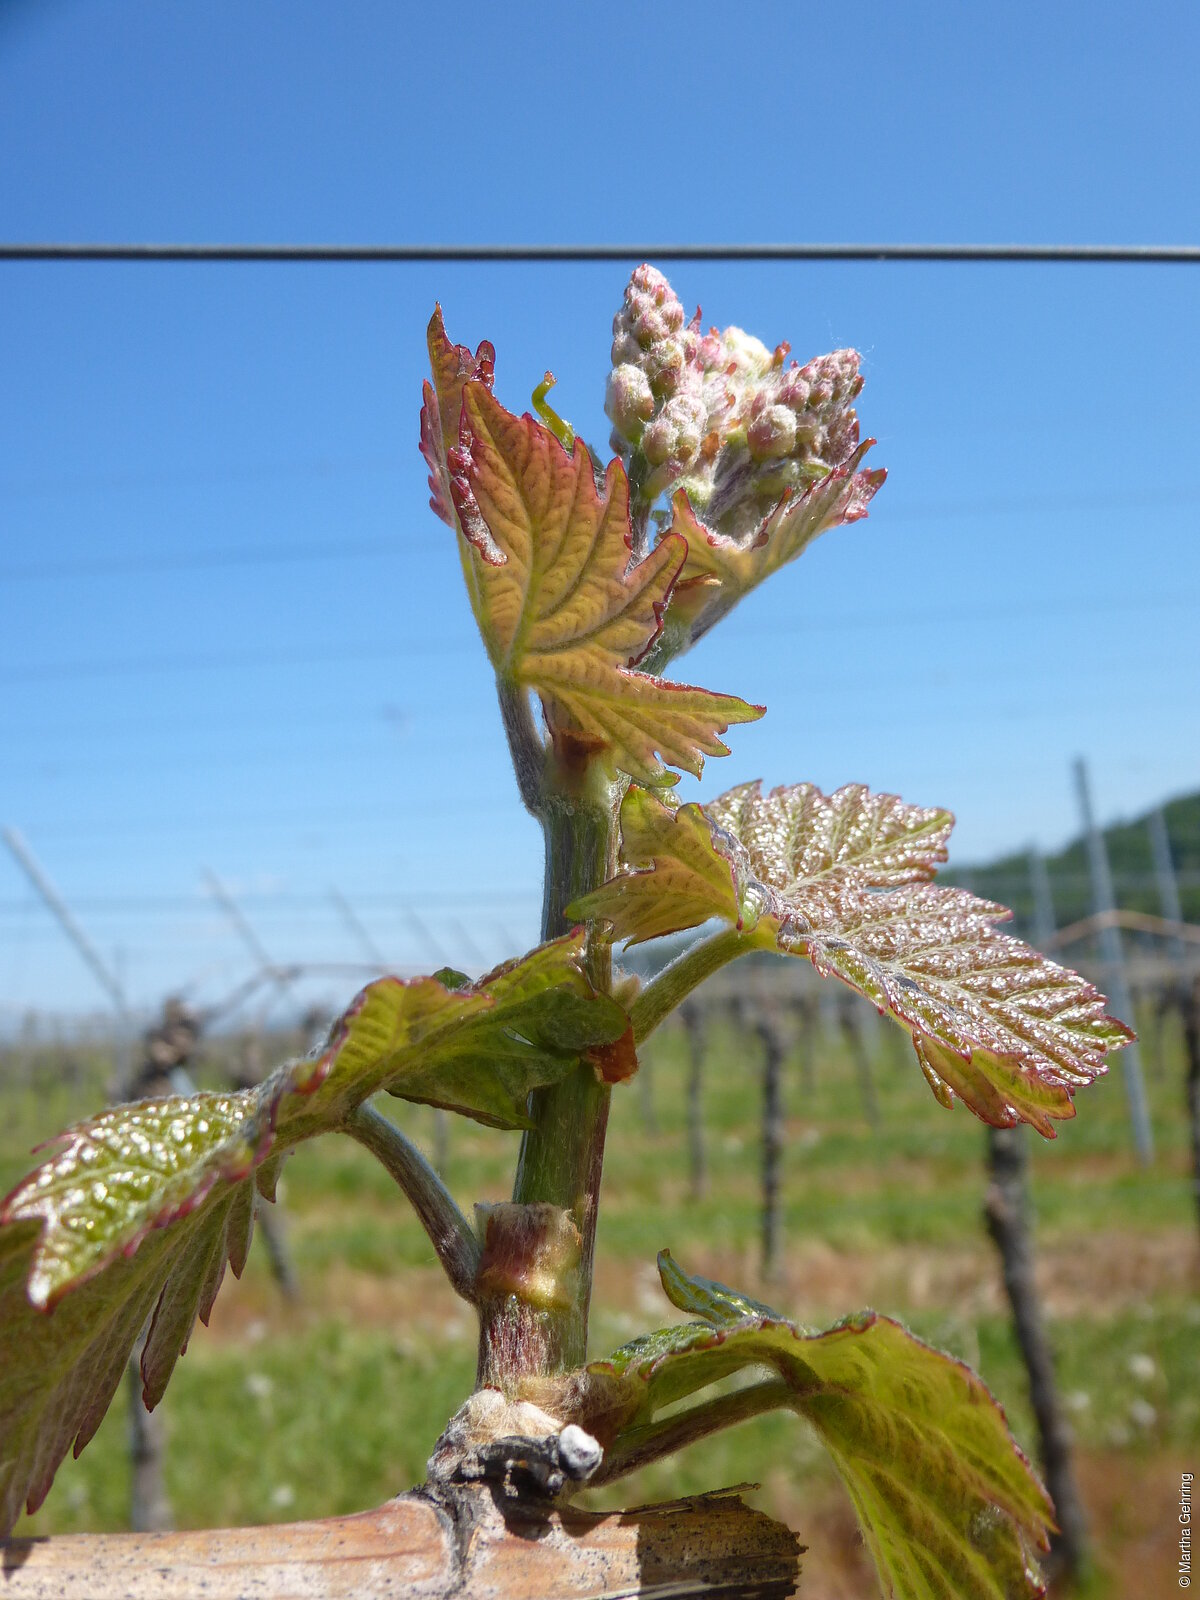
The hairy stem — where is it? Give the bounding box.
[473,1201,583,1390]
[629,925,749,1043]
[507,766,621,1371]
[496,682,545,815]
[592,1379,793,1486]
[626,466,654,565]
[343,1102,479,1303]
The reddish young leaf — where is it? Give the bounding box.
[706,778,954,893]
[419,304,496,527]
[668,442,886,640]
[572,782,953,945]
[572,781,1131,1135]
[448,381,762,785]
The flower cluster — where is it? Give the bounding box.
[605,264,866,539]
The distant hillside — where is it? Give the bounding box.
[946,790,1200,936]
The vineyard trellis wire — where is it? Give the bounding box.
[3,241,1200,263]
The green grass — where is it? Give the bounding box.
[16,1295,1197,1541]
[3,1001,1196,1598]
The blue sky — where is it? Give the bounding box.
[1,0,1198,1022]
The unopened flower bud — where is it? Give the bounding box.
[605,363,655,440]
[643,337,686,398]
[605,268,871,532]
[642,393,705,468]
[718,326,773,382]
[611,264,687,361]
[778,374,810,409]
[688,326,725,370]
[747,402,797,462]
[768,348,864,469]
[610,329,643,368]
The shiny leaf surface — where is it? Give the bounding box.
[0,1102,272,1535]
[0,933,625,1533]
[449,381,762,784]
[574,781,1130,1134]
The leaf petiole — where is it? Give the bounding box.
[592,1378,793,1486]
[496,680,546,815]
[628,925,749,1043]
[343,1103,480,1304]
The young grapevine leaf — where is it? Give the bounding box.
[572,782,1131,1134]
[667,443,885,640]
[656,1246,782,1326]
[447,380,762,785]
[6,931,620,1310]
[371,933,630,1127]
[0,933,625,1534]
[419,304,496,527]
[0,1097,275,1535]
[586,1253,1053,1600]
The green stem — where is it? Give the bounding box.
[496,682,545,815]
[537,768,623,946]
[343,1102,479,1304]
[629,925,749,1044]
[509,765,621,1371]
[592,1378,793,1486]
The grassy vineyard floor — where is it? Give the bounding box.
[2,1006,1196,1597]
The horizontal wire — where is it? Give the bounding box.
[4,590,1197,687]
[0,872,1192,917]
[0,891,538,915]
[0,537,403,581]
[8,682,1196,772]
[7,487,1200,582]
[3,242,1200,264]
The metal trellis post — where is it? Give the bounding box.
[1072,759,1154,1163]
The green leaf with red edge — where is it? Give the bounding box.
[0,932,626,1535]
[571,781,953,945]
[419,304,495,527]
[667,441,886,636]
[0,1093,278,1536]
[447,381,762,786]
[366,931,630,1127]
[570,787,767,943]
[5,930,623,1310]
[585,1252,1053,1600]
[571,781,1132,1135]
